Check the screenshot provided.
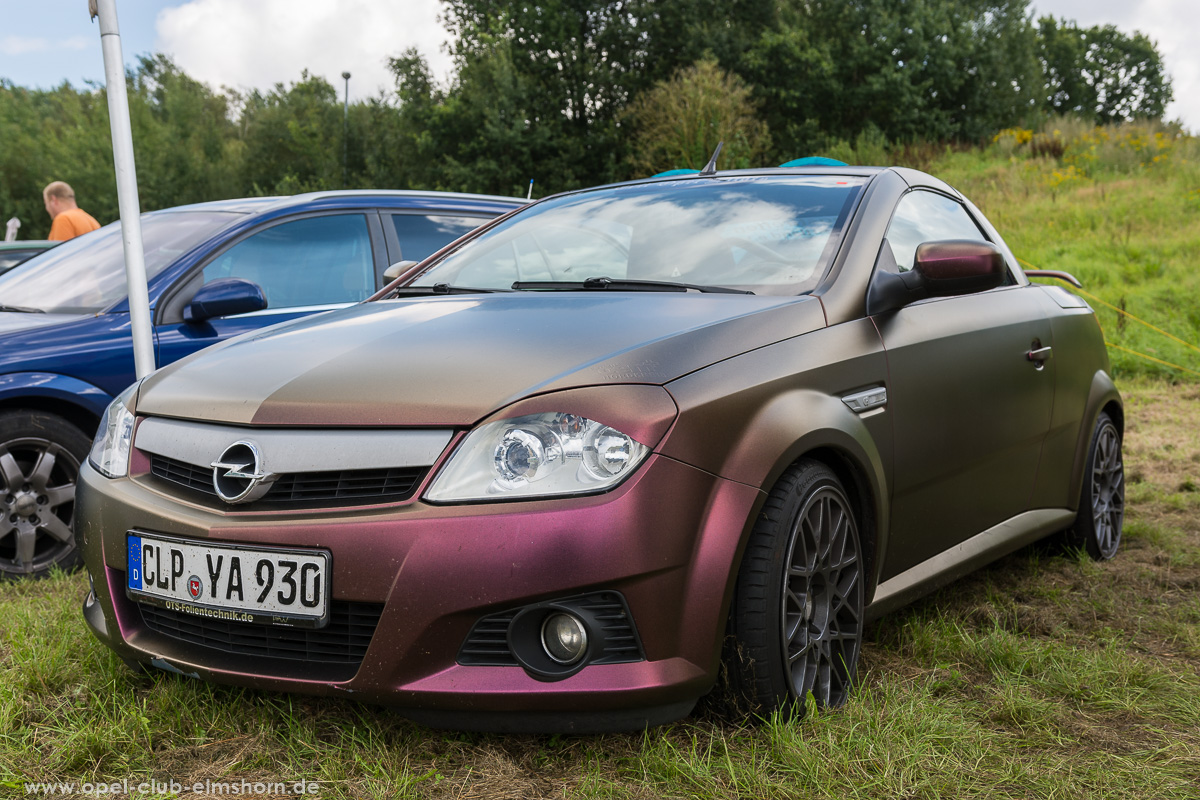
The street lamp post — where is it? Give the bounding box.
[342,71,351,189]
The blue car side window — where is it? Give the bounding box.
[390,214,486,263]
[203,215,373,310]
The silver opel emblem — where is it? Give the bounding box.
[211,440,276,504]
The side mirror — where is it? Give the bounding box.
[867,240,1006,315]
[383,260,419,282]
[183,278,267,323]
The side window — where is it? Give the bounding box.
[885,191,987,272]
[202,215,373,311]
[390,214,488,262]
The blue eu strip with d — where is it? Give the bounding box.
[127,535,143,589]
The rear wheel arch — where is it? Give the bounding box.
[1101,399,1124,437]
[1068,371,1123,508]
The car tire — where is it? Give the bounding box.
[1066,411,1124,561]
[0,410,91,578]
[724,459,864,717]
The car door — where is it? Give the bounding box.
[873,190,1056,578]
[155,211,385,367]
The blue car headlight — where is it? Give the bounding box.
[88,383,139,479]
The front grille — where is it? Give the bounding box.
[148,454,426,508]
[458,591,644,666]
[139,600,385,672]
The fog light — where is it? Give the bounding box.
[541,612,588,664]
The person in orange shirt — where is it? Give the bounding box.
[43,181,101,241]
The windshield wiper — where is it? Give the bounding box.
[0,304,45,313]
[390,283,513,297]
[511,277,754,295]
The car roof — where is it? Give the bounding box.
[150,190,525,218]
[544,165,957,201]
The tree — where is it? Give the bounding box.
[1037,17,1172,123]
[128,55,244,207]
[438,0,778,188]
[238,72,343,194]
[747,0,1041,155]
[624,56,771,175]
[0,80,116,238]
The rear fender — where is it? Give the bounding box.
[1068,371,1122,508]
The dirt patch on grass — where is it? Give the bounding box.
[1122,382,1200,492]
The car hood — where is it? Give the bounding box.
[136,292,827,426]
[0,311,83,335]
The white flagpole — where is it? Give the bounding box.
[90,0,155,379]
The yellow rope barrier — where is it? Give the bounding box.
[1104,343,1200,379]
[1018,257,1200,357]
[1016,256,1200,377]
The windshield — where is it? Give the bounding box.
[0,210,242,314]
[411,176,865,296]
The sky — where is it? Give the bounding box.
[1,0,1196,132]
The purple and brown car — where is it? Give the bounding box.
[77,165,1123,732]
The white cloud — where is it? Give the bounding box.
[1127,0,1200,130]
[154,0,455,101]
[1,36,51,56]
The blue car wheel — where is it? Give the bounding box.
[0,411,90,578]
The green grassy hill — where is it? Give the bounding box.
[923,119,1200,381]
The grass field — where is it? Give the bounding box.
[2,378,1197,799]
[3,126,1199,799]
[932,119,1200,382]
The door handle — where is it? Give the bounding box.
[1027,345,1052,368]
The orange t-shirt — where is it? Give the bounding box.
[48,207,101,241]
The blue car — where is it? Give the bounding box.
[0,190,521,577]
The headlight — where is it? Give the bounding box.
[88,383,138,478]
[425,412,650,502]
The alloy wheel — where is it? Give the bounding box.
[1090,420,1124,560]
[0,437,80,576]
[781,484,862,708]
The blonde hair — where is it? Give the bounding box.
[43,181,75,202]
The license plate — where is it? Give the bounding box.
[126,532,331,628]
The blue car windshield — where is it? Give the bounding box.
[411,176,866,295]
[0,210,241,314]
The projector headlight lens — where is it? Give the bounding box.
[426,412,649,502]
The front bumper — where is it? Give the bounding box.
[77,453,762,732]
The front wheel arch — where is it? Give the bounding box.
[721,458,866,717]
[795,446,878,603]
[0,398,101,440]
